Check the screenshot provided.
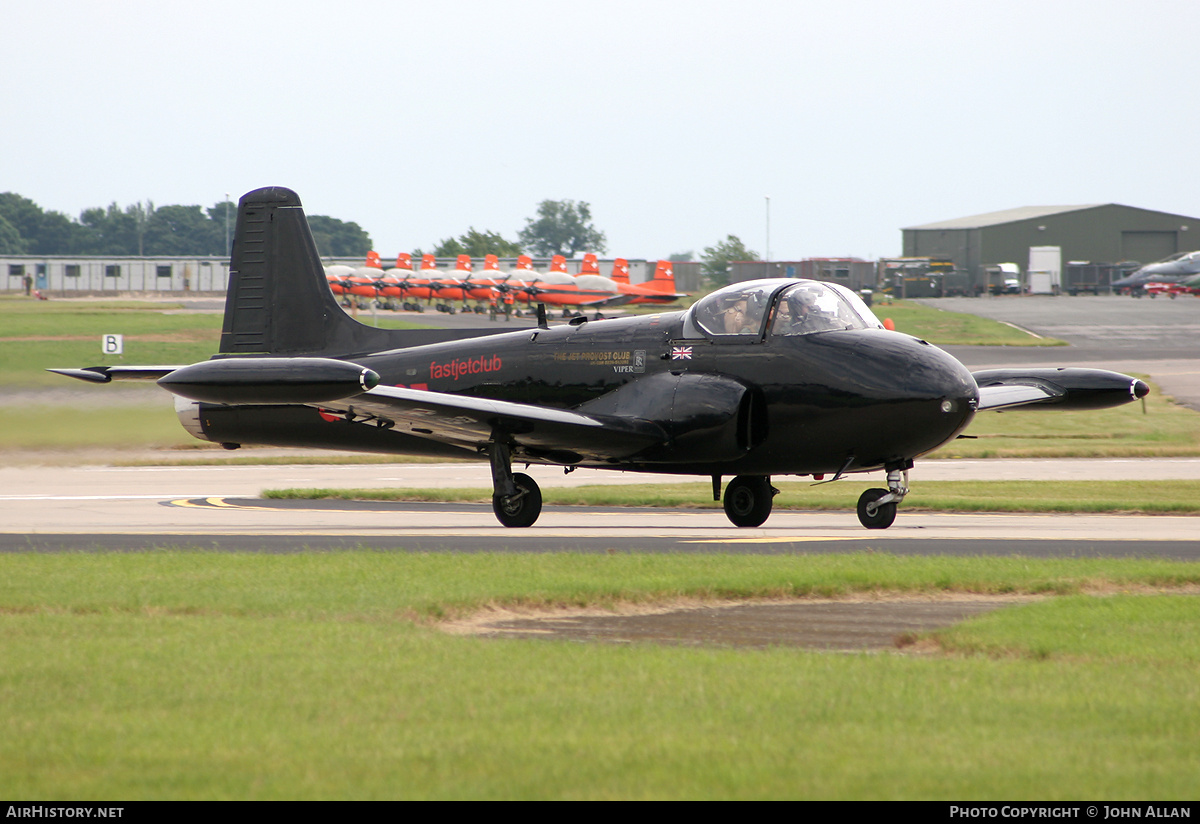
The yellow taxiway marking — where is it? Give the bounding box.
[169,497,276,511]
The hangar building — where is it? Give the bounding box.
[902,204,1198,294]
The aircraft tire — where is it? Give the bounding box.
[493,472,542,528]
[723,475,773,527]
[857,488,897,529]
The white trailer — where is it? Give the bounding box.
[1028,246,1062,294]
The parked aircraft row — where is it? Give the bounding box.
[325,252,687,314]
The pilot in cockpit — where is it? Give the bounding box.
[774,287,839,335]
[716,294,766,334]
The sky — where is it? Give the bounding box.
[3,0,1196,263]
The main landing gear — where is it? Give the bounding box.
[855,467,909,530]
[489,443,542,528]
[720,475,779,527]
[484,460,909,530]
[716,466,910,530]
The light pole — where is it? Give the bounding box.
[765,196,771,268]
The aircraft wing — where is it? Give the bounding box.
[317,385,666,462]
[596,294,637,307]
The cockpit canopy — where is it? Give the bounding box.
[687,279,883,339]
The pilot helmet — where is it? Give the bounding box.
[790,288,819,312]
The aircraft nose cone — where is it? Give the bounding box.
[889,337,979,452]
[1134,379,1150,399]
[798,331,979,464]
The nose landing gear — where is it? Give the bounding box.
[856,467,909,529]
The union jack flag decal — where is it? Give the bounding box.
[671,346,693,360]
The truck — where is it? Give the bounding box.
[876,257,968,298]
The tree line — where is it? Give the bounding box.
[2,191,759,287]
[0,193,372,258]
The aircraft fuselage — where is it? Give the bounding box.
[194,309,979,478]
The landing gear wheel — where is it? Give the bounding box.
[492,472,542,528]
[857,488,897,529]
[723,475,773,527]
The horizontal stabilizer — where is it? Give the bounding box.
[47,366,183,383]
[157,357,379,405]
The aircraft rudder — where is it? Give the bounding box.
[219,187,397,358]
[611,257,630,284]
[647,259,678,292]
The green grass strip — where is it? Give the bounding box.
[873,299,1066,346]
[265,479,1200,515]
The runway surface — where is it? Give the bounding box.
[2,461,1198,558]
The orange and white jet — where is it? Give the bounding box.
[521,254,624,309]
[397,254,443,303]
[326,251,384,298]
[610,258,689,304]
[460,254,510,301]
[428,255,476,309]
[377,253,420,302]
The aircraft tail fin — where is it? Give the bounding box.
[580,253,600,275]
[219,188,494,358]
[645,260,678,293]
[611,257,630,285]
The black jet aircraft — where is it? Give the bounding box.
[52,187,1149,529]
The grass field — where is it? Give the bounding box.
[872,299,1064,345]
[0,298,223,386]
[2,552,1198,799]
[0,297,426,386]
